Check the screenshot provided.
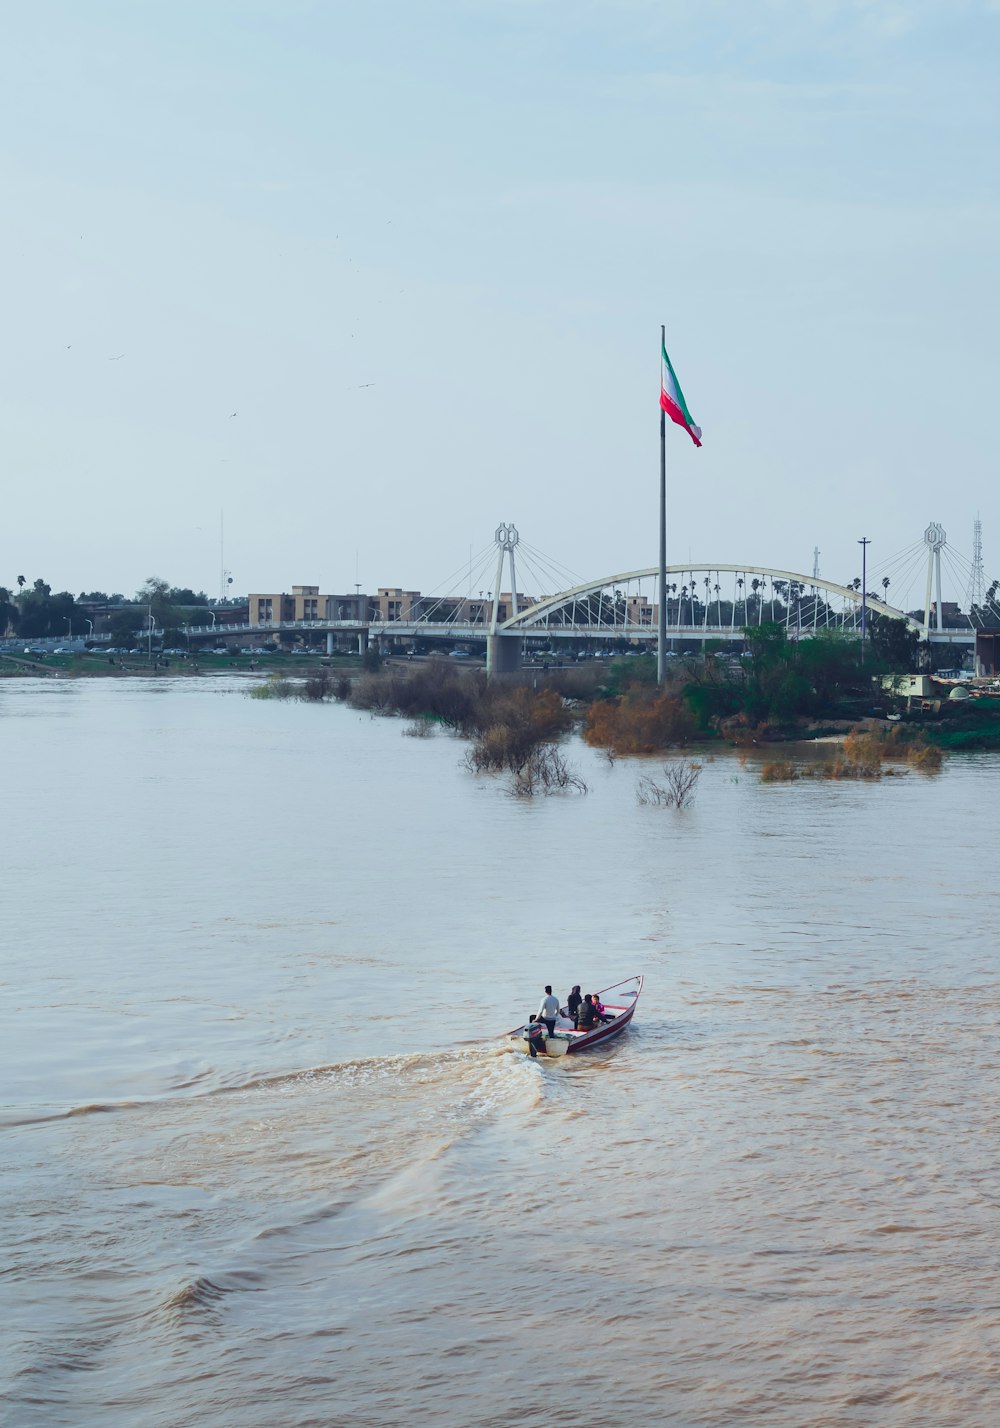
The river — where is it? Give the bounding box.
[3,676,999,1427]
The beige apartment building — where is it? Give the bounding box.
[246,580,592,639]
[248,585,545,628]
[248,586,368,626]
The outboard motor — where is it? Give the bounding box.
[525,1020,548,1058]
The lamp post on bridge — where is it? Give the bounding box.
[858,537,871,663]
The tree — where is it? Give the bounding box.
[108,609,143,645]
[136,577,172,627]
[869,615,918,670]
[0,588,17,635]
[16,582,77,638]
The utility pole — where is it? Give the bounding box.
[858,538,871,662]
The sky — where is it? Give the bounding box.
[2,0,998,610]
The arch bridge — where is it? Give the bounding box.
[483,563,936,673]
[176,561,972,675]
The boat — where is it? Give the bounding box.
[509,975,643,1057]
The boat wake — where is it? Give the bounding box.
[2,1046,539,1131]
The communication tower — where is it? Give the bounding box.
[965,514,986,611]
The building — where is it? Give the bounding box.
[248,587,368,626]
[975,630,1000,676]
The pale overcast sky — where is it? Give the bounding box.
[2,0,997,608]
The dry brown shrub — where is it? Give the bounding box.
[760,761,800,782]
[350,673,394,711]
[907,743,944,773]
[820,756,882,780]
[584,688,697,755]
[509,745,588,798]
[483,686,571,743]
[841,730,885,776]
[636,760,703,807]
[403,719,433,738]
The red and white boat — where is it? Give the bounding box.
[510,975,643,1057]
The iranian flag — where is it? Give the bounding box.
[660,340,702,447]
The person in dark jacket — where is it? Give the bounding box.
[565,985,583,1021]
[576,995,598,1031]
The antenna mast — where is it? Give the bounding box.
[965,513,986,612]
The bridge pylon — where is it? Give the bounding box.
[486,523,523,676]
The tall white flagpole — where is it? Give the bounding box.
[658,324,667,684]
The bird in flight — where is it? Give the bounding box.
[357,383,375,388]
[228,411,238,418]
[108,353,125,360]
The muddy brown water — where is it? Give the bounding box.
[3,677,999,1427]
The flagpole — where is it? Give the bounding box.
[658,323,667,684]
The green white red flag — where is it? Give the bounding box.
[660,341,702,447]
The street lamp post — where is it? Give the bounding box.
[84,619,94,639]
[858,538,871,662]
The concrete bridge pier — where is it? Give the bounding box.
[357,630,368,656]
[487,633,522,677]
[326,632,335,655]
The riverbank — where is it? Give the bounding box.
[0,649,366,679]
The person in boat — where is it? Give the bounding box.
[525,1015,548,1058]
[537,985,560,1036]
[575,995,598,1031]
[591,993,614,1024]
[565,985,583,1021]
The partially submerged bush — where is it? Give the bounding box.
[760,760,801,782]
[509,745,588,798]
[584,687,697,755]
[840,730,885,777]
[906,742,944,773]
[636,760,702,807]
[248,676,296,700]
[403,718,434,738]
[757,723,946,784]
[302,670,335,702]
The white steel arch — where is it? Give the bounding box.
[499,563,922,635]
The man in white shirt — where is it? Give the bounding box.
[537,985,560,1035]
